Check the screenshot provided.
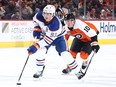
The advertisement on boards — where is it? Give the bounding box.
[0,21,33,42]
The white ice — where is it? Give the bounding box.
[0,45,116,87]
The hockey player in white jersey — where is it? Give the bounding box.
[27,5,80,79]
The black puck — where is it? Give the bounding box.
[17,83,21,85]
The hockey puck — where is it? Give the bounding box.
[17,83,21,85]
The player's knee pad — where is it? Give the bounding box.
[80,51,89,60]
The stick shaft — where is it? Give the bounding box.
[18,55,30,82]
[83,50,95,75]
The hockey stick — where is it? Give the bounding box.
[78,50,96,80]
[17,54,30,85]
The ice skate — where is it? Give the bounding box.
[81,60,88,69]
[75,70,84,80]
[62,68,71,74]
[33,66,45,78]
[33,71,43,78]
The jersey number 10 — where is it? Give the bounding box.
[84,26,90,32]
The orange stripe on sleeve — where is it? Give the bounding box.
[33,43,40,50]
[34,28,42,32]
[44,36,52,44]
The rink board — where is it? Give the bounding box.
[0,20,116,48]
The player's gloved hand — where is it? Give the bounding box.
[91,41,100,53]
[33,32,44,43]
[91,45,100,53]
[27,43,39,55]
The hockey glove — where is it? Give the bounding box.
[27,43,39,54]
[33,31,44,40]
[91,45,100,53]
[91,41,100,53]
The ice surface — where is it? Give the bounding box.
[0,45,116,87]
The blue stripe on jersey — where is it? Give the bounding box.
[45,16,60,31]
[36,11,46,23]
[57,29,66,37]
[45,35,54,41]
[43,35,54,44]
[44,39,50,45]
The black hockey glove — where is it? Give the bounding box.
[91,45,100,53]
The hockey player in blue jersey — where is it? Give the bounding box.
[27,5,80,79]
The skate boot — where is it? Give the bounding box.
[33,71,43,78]
[81,61,88,69]
[62,68,71,74]
[75,70,84,80]
[33,66,45,78]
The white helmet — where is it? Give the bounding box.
[43,5,56,15]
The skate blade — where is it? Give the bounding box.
[33,76,42,81]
